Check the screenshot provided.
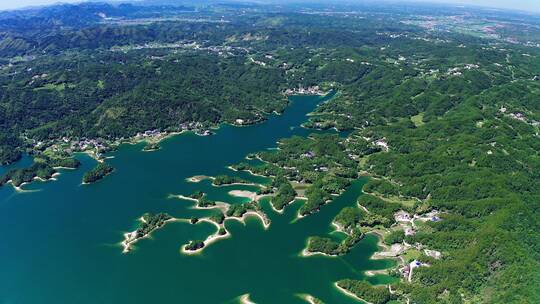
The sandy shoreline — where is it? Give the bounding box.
[295,294,319,304]
[213,181,259,187]
[269,197,297,214]
[365,269,389,276]
[181,208,270,255]
[6,171,61,192]
[227,165,268,178]
[181,217,230,255]
[121,217,181,253]
[239,211,271,229]
[239,294,256,304]
[193,201,230,212]
[369,231,404,261]
[331,221,347,235]
[172,194,199,202]
[300,247,336,258]
[186,175,212,183]
[269,202,285,214]
[334,282,373,304]
[228,190,258,201]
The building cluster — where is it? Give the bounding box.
[500,108,540,128]
[284,86,326,95]
[374,139,389,152]
[72,138,107,151]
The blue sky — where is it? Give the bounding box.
[1,0,540,13]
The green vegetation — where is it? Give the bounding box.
[82,163,113,184]
[185,240,205,251]
[357,195,405,228]
[305,297,324,304]
[212,175,250,186]
[197,196,216,208]
[49,158,81,169]
[136,213,172,238]
[189,191,205,200]
[0,162,54,187]
[209,212,225,225]
[306,228,364,256]
[337,279,395,304]
[245,134,355,215]
[410,113,425,127]
[143,142,160,151]
[334,207,364,231]
[226,202,258,218]
[384,230,406,246]
[270,175,296,210]
[306,236,339,255]
[0,157,80,188]
[1,2,540,302]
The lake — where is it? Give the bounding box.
[0,94,394,304]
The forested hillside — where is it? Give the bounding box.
[0,2,539,303]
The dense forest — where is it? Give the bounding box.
[1,1,539,303]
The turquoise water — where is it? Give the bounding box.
[0,95,394,303]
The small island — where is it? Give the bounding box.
[142,142,160,152]
[121,212,174,253]
[184,240,205,251]
[82,162,114,184]
[297,294,325,304]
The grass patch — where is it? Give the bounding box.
[34,83,75,92]
[402,248,422,263]
[411,113,425,127]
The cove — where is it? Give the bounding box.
[0,94,394,304]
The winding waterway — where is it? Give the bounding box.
[0,94,394,303]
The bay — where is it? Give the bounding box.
[0,94,394,304]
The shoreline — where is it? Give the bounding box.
[172,194,199,202]
[300,247,336,258]
[239,294,256,304]
[269,201,285,214]
[193,201,230,212]
[181,218,230,255]
[228,190,259,201]
[212,181,259,188]
[365,269,389,276]
[366,231,405,262]
[298,294,320,304]
[121,217,181,253]
[331,221,347,235]
[226,165,269,178]
[181,208,271,255]
[238,210,271,230]
[186,175,212,183]
[334,282,373,304]
[270,197,297,214]
[5,92,331,190]
[6,171,61,192]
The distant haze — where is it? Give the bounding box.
[0,0,540,13]
[0,0,81,11]
[411,0,540,13]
